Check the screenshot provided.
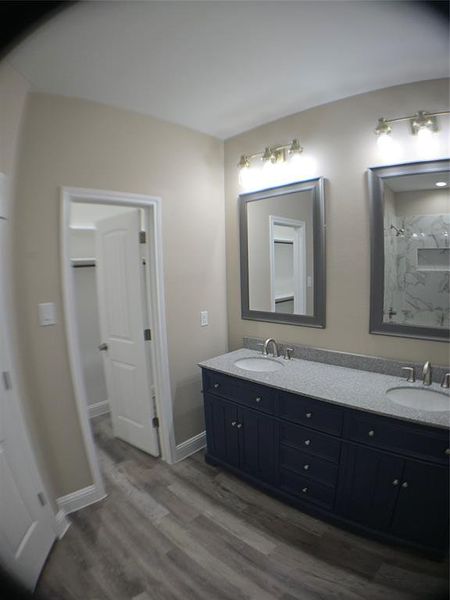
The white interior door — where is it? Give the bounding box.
[95,209,159,456]
[0,221,56,590]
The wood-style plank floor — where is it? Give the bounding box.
[36,415,449,600]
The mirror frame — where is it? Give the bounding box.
[239,178,326,328]
[368,158,450,343]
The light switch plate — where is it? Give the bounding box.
[200,310,208,327]
[38,302,57,326]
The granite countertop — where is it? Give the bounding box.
[199,348,450,429]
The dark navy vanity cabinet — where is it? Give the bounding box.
[202,368,450,556]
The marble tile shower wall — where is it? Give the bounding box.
[384,213,450,328]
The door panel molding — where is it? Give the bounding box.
[60,187,176,509]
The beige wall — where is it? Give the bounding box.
[0,64,62,509]
[394,189,449,216]
[14,93,227,498]
[225,79,450,365]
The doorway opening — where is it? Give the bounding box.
[61,188,175,506]
[269,216,307,315]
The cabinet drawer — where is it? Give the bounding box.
[203,370,275,414]
[280,422,341,463]
[203,370,239,401]
[280,468,335,509]
[235,380,275,414]
[278,391,343,435]
[280,444,338,487]
[344,411,450,465]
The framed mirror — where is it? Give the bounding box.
[369,159,450,342]
[239,178,326,327]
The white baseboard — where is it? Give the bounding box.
[57,484,106,515]
[88,400,110,419]
[54,509,71,539]
[175,431,206,462]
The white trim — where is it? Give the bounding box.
[60,188,176,511]
[54,510,71,539]
[175,431,206,462]
[269,216,306,314]
[57,485,106,515]
[88,400,110,419]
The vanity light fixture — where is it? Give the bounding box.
[374,109,450,145]
[238,138,303,172]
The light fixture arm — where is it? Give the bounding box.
[237,138,303,168]
[375,109,450,137]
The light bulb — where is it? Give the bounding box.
[377,132,393,151]
[435,181,448,187]
[416,126,437,157]
[239,165,251,187]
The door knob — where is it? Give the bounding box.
[231,421,237,427]
[98,343,108,351]
[401,481,408,488]
[255,397,261,403]
[392,479,399,486]
[305,412,312,419]
[236,423,243,429]
[368,430,375,437]
[304,439,311,446]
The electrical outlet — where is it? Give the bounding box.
[200,310,208,327]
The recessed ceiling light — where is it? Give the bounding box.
[435,181,448,187]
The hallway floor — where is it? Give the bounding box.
[36,415,448,600]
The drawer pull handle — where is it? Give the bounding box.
[392,479,399,486]
[213,383,220,389]
[401,481,408,489]
[303,464,310,471]
[305,412,312,419]
[255,397,261,403]
[231,421,237,427]
[368,430,375,437]
[301,487,308,494]
[236,423,243,429]
[304,439,311,446]
[445,449,450,456]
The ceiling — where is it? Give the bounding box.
[7,1,449,139]
[386,171,450,192]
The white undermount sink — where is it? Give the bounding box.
[386,386,450,412]
[234,356,284,372]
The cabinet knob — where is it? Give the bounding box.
[255,397,261,403]
[368,430,375,437]
[401,481,408,489]
[303,464,310,471]
[301,487,308,494]
[231,421,236,427]
[213,383,220,389]
[236,423,243,429]
[392,479,399,486]
[445,449,450,456]
[305,412,312,419]
[304,439,311,446]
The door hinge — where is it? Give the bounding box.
[152,416,159,428]
[139,231,146,244]
[2,371,12,391]
[144,328,152,341]
[37,492,47,507]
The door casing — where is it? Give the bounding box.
[61,187,176,505]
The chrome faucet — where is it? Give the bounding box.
[422,361,432,386]
[441,373,450,389]
[263,338,279,357]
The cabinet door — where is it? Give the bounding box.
[238,407,278,484]
[336,443,403,531]
[390,459,449,551]
[204,394,239,467]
